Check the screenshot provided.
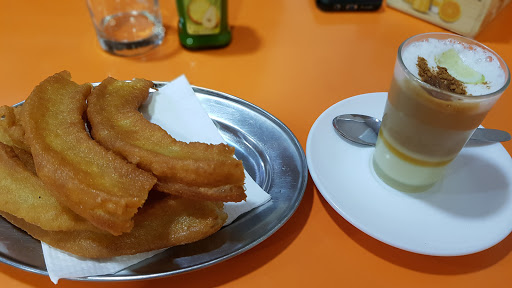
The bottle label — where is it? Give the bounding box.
[184,0,222,35]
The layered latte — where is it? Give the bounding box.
[373,34,509,191]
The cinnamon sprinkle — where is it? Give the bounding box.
[416,56,467,95]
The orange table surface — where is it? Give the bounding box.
[1,1,512,287]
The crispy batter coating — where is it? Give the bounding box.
[0,194,227,258]
[0,113,35,173]
[87,77,246,202]
[11,146,37,174]
[0,105,30,151]
[0,143,99,232]
[20,71,157,235]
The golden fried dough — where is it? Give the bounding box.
[0,105,30,151]
[20,71,157,235]
[87,77,246,202]
[0,194,227,258]
[11,146,37,174]
[0,143,99,232]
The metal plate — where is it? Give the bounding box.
[0,84,308,281]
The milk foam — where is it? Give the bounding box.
[402,38,507,95]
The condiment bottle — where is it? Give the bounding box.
[176,0,231,49]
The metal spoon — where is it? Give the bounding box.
[332,114,512,146]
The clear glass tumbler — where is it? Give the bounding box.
[87,0,165,56]
[373,32,510,191]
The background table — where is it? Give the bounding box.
[1,1,511,287]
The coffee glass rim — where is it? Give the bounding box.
[397,32,511,101]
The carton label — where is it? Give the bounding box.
[388,0,511,37]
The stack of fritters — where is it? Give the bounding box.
[87,77,246,202]
[0,71,246,258]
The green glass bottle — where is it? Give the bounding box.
[176,0,231,49]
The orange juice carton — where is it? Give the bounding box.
[387,0,511,38]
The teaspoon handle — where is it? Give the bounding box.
[470,128,512,143]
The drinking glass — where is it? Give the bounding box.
[87,0,165,56]
[373,32,510,191]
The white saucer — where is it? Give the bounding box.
[306,92,512,256]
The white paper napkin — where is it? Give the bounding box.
[43,75,271,284]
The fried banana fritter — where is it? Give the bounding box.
[0,194,227,258]
[87,77,246,202]
[0,143,99,232]
[20,71,157,235]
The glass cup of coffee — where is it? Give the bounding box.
[373,32,510,191]
[87,0,165,56]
